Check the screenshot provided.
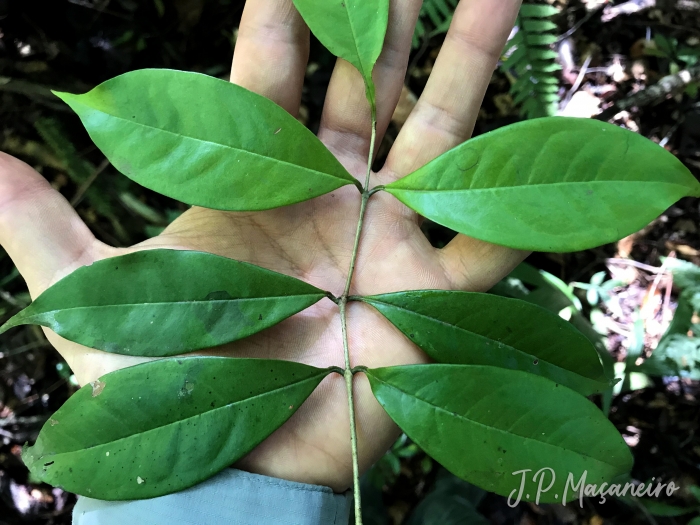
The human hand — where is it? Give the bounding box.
[0,0,525,492]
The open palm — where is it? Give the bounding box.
[0,0,524,492]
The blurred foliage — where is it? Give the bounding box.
[411,0,457,49]
[633,259,700,380]
[500,3,561,119]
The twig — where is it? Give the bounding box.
[0,340,50,359]
[556,5,604,42]
[562,54,593,109]
[0,290,21,307]
[70,158,110,207]
[65,0,132,20]
[601,0,656,22]
[598,64,700,119]
[606,258,667,274]
[339,107,377,525]
[0,414,48,427]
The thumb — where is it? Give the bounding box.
[0,152,113,297]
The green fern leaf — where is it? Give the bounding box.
[412,0,458,49]
[500,2,562,119]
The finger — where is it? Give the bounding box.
[376,0,525,290]
[0,153,110,298]
[316,0,423,170]
[439,236,528,292]
[380,0,521,182]
[231,0,310,115]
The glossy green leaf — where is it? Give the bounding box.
[0,250,326,356]
[366,364,634,503]
[361,291,608,395]
[292,0,389,107]
[24,357,333,500]
[385,117,700,252]
[54,69,358,211]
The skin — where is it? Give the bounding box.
[0,0,526,493]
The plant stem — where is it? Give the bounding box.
[339,297,363,524]
[364,106,377,190]
[339,109,377,525]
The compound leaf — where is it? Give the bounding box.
[54,69,358,211]
[24,357,332,500]
[366,364,633,503]
[385,117,700,252]
[292,0,389,108]
[362,291,608,395]
[0,250,327,357]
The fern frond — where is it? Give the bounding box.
[412,0,458,49]
[500,3,562,119]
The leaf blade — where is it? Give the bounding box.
[24,357,332,500]
[55,69,358,211]
[292,0,389,105]
[0,250,326,357]
[385,117,700,252]
[366,364,634,503]
[362,291,608,395]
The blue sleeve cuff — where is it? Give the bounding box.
[72,468,352,525]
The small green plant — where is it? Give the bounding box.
[645,33,700,98]
[412,0,563,120]
[632,258,700,380]
[500,4,561,119]
[1,1,699,522]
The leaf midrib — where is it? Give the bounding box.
[27,293,325,315]
[365,298,602,384]
[70,98,354,185]
[341,2,367,81]
[370,372,623,471]
[388,179,693,194]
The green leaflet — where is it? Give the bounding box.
[366,364,634,503]
[361,291,608,395]
[385,117,700,252]
[24,358,334,500]
[54,69,358,211]
[292,0,389,108]
[0,250,327,357]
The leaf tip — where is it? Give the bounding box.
[50,90,71,102]
[51,90,85,111]
[688,177,700,198]
[0,317,20,335]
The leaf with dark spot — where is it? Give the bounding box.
[24,357,334,500]
[0,250,327,357]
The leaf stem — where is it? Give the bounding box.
[339,297,363,524]
[339,108,377,525]
[364,106,377,191]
